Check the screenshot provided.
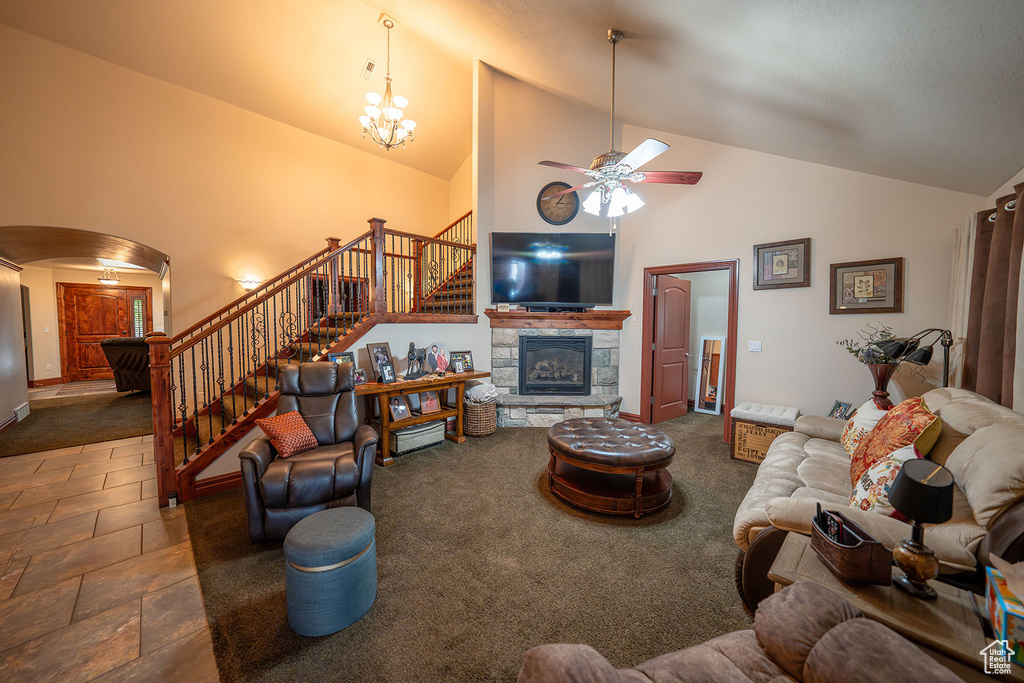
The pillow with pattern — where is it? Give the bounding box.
[849,396,941,489]
[850,444,920,518]
[840,399,888,456]
[256,411,318,458]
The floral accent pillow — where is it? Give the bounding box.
[840,399,888,456]
[850,444,920,518]
[849,397,941,489]
[256,411,318,458]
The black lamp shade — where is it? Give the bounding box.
[889,459,954,524]
[905,345,934,366]
[872,339,913,360]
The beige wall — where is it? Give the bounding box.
[0,26,452,334]
[0,264,29,425]
[449,154,473,223]
[468,65,989,417]
[990,167,1024,202]
[19,265,165,381]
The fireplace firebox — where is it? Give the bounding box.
[519,336,592,396]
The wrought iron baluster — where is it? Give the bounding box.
[273,292,281,390]
[228,321,237,425]
[240,311,249,415]
[202,338,213,444]
[217,329,226,434]
[262,298,271,395]
[189,346,199,457]
[177,355,187,465]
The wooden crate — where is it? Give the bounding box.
[731,418,792,464]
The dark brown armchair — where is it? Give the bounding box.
[100,337,151,392]
[238,361,378,543]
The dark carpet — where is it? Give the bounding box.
[0,393,152,457]
[185,414,757,682]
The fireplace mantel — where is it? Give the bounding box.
[484,309,631,330]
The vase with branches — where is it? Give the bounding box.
[836,323,902,409]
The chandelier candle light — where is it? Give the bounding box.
[359,18,416,151]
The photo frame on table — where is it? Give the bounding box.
[365,342,393,380]
[378,361,397,384]
[828,400,853,420]
[353,367,368,385]
[389,395,411,420]
[328,351,354,365]
[426,342,450,373]
[829,257,904,315]
[419,391,441,414]
[752,238,811,290]
[449,351,474,373]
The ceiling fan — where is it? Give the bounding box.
[539,29,702,218]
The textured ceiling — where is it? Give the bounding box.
[1,0,1022,193]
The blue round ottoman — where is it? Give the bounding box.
[283,507,377,636]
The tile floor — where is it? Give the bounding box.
[28,381,119,401]
[0,435,218,682]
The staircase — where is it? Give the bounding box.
[149,214,476,505]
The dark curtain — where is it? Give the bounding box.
[965,183,1024,406]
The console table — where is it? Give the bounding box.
[769,532,1023,682]
[355,371,490,466]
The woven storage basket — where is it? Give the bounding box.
[464,401,496,437]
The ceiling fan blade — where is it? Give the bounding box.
[618,138,670,171]
[543,182,594,198]
[538,160,590,174]
[634,171,703,185]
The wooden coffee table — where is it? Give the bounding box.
[768,532,1024,682]
[546,418,675,518]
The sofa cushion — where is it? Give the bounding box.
[926,420,968,466]
[803,438,849,463]
[635,630,788,683]
[732,432,812,549]
[256,410,318,458]
[849,444,920,517]
[945,421,1024,528]
[754,581,861,680]
[921,387,1019,436]
[849,397,941,488]
[840,399,888,455]
[797,458,851,498]
[794,415,846,442]
[804,618,962,683]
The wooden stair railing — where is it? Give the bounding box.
[149,214,475,507]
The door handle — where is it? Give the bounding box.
[685,352,690,358]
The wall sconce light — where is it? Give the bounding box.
[98,268,121,285]
[237,279,261,291]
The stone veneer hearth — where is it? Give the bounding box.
[490,326,622,427]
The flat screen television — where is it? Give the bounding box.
[490,232,615,308]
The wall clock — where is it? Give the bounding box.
[536,181,580,226]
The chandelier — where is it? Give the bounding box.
[359,19,416,150]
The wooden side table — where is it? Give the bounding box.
[355,371,490,466]
[768,532,1023,682]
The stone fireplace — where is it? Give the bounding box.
[519,336,592,396]
[486,309,630,427]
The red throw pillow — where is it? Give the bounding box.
[849,397,940,489]
[256,411,318,458]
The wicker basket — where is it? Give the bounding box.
[464,401,497,437]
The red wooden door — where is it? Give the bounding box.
[57,284,152,382]
[651,275,691,423]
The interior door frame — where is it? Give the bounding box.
[56,282,153,382]
[640,259,739,443]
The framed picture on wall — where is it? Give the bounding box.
[752,238,811,290]
[829,258,904,315]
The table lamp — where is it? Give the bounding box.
[888,459,954,599]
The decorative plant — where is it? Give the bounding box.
[836,323,902,365]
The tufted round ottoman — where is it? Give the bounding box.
[546,418,676,518]
[283,506,377,636]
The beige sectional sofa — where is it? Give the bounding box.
[733,387,1024,611]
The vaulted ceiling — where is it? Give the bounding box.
[1,0,1021,194]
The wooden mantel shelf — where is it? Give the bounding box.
[484,309,631,330]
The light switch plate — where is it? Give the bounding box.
[749,341,762,352]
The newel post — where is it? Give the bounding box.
[368,217,387,314]
[326,236,342,315]
[147,333,176,507]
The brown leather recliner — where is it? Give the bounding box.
[100,337,151,392]
[238,361,378,543]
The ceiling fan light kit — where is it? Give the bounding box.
[538,28,702,219]
[359,17,417,151]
